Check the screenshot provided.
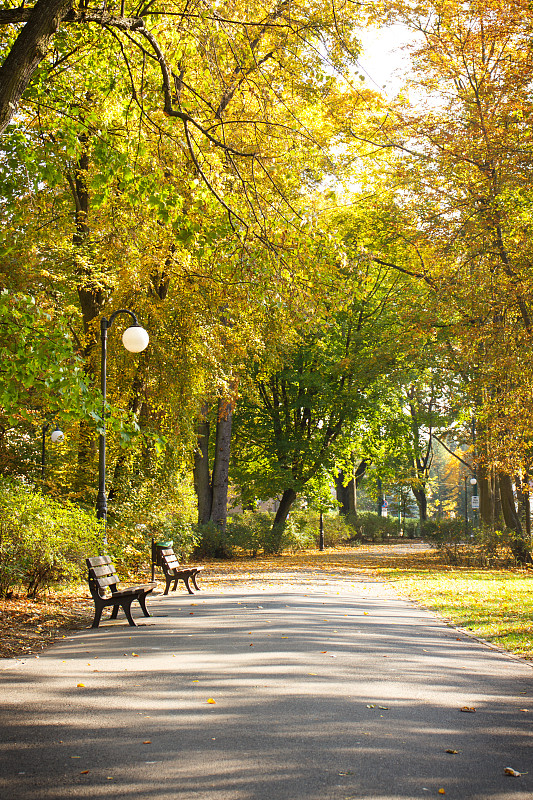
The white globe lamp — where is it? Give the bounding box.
[122,325,149,353]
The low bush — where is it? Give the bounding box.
[195,511,358,558]
[0,478,102,598]
[347,512,401,542]
[193,521,234,559]
[106,504,199,576]
[286,511,354,549]
[420,519,527,567]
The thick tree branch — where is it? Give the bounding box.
[0,0,74,134]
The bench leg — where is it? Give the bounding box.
[137,593,151,618]
[91,602,104,629]
[164,576,172,596]
[121,598,136,627]
[182,575,194,595]
[110,603,120,620]
[191,574,201,591]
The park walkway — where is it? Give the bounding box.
[0,544,531,799]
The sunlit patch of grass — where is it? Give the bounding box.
[379,567,533,659]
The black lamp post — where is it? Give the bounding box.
[41,422,64,484]
[319,510,325,551]
[464,474,469,537]
[96,310,149,524]
[470,475,478,530]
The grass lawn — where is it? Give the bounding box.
[379,565,533,660]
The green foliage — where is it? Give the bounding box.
[287,510,355,548]
[0,479,102,598]
[225,512,275,557]
[348,511,402,542]
[194,510,343,558]
[194,522,234,560]
[105,480,199,575]
[0,290,99,426]
[421,519,528,567]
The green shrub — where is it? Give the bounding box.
[286,510,354,548]
[194,521,234,559]
[422,518,529,567]
[0,478,102,597]
[347,512,401,542]
[225,512,274,556]
[403,518,421,539]
[106,510,199,577]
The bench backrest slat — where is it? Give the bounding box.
[93,574,119,588]
[160,550,182,572]
[90,564,117,579]
[86,556,119,598]
[87,556,112,568]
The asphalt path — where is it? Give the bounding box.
[0,570,531,799]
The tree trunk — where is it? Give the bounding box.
[515,478,531,542]
[493,471,503,527]
[499,472,532,564]
[0,0,74,134]
[268,487,297,552]
[478,464,493,528]
[353,459,367,518]
[412,486,427,521]
[376,476,383,516]
[209,396,233,531]
[499,472,521,533]
[193,404,212,524]
[109,358,148,500]
[68,140,106,498]
[335,470,355,516]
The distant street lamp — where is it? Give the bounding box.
[41,422,64,484]
[470,475,478,529]
[464,474,469,537]
[96,310,149,524]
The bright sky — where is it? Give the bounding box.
[356,24,415,98]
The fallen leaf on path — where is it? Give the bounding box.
[460,707,476,712]
[504,767,524,776]
[438,789,446,795]
[80,770,90,774]
[207,698,216,704]
[76,683,85,688]
[445,750,458,754]
[143,741,151,744]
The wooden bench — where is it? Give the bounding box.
[86,556,157,628]
[159,547,204,595]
